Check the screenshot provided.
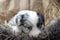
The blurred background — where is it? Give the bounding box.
[0,0,60,25]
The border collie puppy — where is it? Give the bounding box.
[5,10,45,37]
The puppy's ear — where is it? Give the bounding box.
[37,13,45,28]
[37,13,45,25]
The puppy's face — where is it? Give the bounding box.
[8,10,45,37]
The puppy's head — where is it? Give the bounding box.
[8,10,45,37]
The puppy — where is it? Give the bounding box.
[5,10,45,37]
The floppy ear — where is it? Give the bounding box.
[37,13,45,28]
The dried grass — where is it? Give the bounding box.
[44,0,60,25]
[0,0,60,25]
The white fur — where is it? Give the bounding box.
[29,25,41,37]
[6,10,41,37]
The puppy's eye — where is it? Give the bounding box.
[27,26,32,30]
[24,24,32,30]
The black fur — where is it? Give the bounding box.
[20,15,25,26]
[37,13,45,29]
[37,18,60,40]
